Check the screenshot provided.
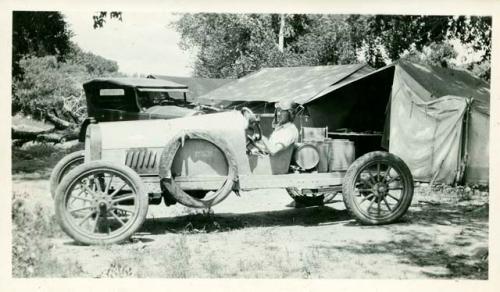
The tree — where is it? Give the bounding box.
[285,15,366,66]
[450,16,491,62]
[13,45,120,118]
[11,44,121,144]
[12,11,72,78]
[92,11,122,29]
[66,44,119,75]
[175,13,491,81]
[365,16,451,63]
[174,13,311,78]
[401,42,458,67]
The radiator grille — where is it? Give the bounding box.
[125,148,158,170]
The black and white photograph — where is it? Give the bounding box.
[1,0,498,288]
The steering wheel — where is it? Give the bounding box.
[160,99,175,106]
[241,107,262,141]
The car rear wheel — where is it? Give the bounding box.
[49,150,85,199]
[54,161,149,245]
[342,151,414,225]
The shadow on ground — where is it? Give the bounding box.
[332,200,489,279]
[139,197,488,279]
[140,205,352,234]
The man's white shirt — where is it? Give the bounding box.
[267,122,299,152]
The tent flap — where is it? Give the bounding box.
[389,65,468,184]
[465,106,489,184]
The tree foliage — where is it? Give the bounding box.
[176,14,290,78]
[174,14,491,80]
[11,11,123,144]
[450,16,492,61]
[92,11,122,29]
[66,44,119,75]
[12,46,120,121]
[12,11,73,78]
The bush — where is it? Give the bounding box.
[12,192,83,277]
[12,45,122,121]
[12,56,85,119]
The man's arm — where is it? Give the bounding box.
[253,137,285,156]
[262,140,285,155]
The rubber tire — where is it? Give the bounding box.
[342,151,414,225]
[159,130,238,209]
[54,161,149,245]
[49,150,85,199]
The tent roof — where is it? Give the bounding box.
[397,61,490,105]
[295,61,490,110]
[196,64,369,104]
[85,77,188,89]
[147,75,234,98]
[293,65,375,104]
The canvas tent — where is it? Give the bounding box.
[289,62,490,184]
[196,64,377,137]
[196,62,489,184]
[147,75,234,103]
[387,61,489,185]
[196,64,373,110]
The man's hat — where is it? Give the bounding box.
[275,99,296,111]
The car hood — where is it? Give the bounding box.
[96,111,248,150]
[144,105,197,118]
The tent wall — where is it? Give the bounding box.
[389,66,467,184]
[465,104,489,184]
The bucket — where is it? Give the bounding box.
[293,143,320,170]
[308,141,329,173]
[326,139,355,171]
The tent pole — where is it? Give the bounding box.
[457,98,473,185]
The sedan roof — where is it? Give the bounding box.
[85,77,188,91]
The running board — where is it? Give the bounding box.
[142,172,345,191]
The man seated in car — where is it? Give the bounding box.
[250,100,299,156]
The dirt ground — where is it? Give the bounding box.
[12,175,488,279]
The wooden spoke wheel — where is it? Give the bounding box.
[342,151,414,225]
[54,161,148,245]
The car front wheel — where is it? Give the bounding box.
[54,161,149,245]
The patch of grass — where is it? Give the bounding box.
[237,258,265,274]
[99,260,135,278]
[12,192,85,277]
[201,251,225,277]
[162,235,192,277]
[300,247,321,278]
[415,183,489,207]
[12,142,83,175]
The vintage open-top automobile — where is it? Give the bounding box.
[51,78,414,245]
[49,77,213,198]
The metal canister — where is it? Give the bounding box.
[293,143,320,170]
[308,141,329,173]
[326,139,355,171]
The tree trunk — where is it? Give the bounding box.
[11,127,50,140]
[278,14,285,52]
[46,112,73,129]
